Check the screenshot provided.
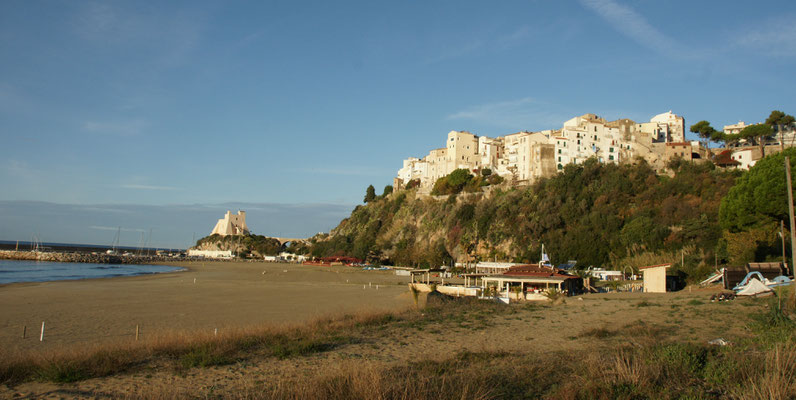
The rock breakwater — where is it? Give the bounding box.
[0,250,169,264]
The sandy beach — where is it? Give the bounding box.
[0,261,413,354]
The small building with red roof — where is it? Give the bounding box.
[481,264,583,300]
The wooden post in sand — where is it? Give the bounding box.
[40,321,45,341]
[135,325,140,341]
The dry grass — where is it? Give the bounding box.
[3,290,795,399]
[0,309,402,385]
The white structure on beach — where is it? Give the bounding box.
[211,210,250,236]
[187,249,233,258]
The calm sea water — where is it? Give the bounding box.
[0,259,183,284]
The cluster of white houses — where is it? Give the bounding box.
[395,111,791,190]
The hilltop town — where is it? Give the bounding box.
[394,111,791,192]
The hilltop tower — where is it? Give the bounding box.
[210,210,250,236]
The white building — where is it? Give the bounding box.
[211,210,250,236]
[188,249,233,258]
[396,111,689,189]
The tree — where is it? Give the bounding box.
[739,123,773,158]
[719,147,796,232]
[447,168,473,189]
[382,185,393,197]
[481,168,492,177]
[689,120,719,152]
[766,110,795,149]
[364,185,376,203]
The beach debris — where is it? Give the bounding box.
[700,268,724,286]
[736,279,774,297]
[708,338,730,346]
[40,321,45,342]
[283,270,287,273]
[710,292,736,302]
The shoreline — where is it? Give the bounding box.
[0,258,193,288]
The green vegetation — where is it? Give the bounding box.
[195,234,283,256]
[311,159,738,281]
[719,147,796,264]
[364,184,376,203]
[430,168,503,195]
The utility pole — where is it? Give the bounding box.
[785,156,796,276]
[781,220,787,267]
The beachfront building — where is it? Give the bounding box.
[395,111,692,190]
[210,210,250,236]
[481,264,582,300]
[187,249,233,258]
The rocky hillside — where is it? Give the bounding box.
[309,158,748,281]
[193,234,283,257]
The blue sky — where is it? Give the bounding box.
[2,0,795,248]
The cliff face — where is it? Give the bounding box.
[310,159,738,271]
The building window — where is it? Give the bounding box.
[558,157,561,162]
[609,155,614,161]
[609,147,614,153]
[558,149,562,154]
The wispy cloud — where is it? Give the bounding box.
[426,25,534,64]
[74,2,204,68]
[300,167,389,177]
[83,120,147,136]
[117,184,180,191]
[75,206,134,214]
[89,225,145,233]
[734,16,796,57]
[579,0,686,58]
[447,97,569,131]
[3,160,35,179]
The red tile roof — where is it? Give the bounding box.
[502,264,575,279]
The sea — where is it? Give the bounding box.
[0,259,184,285]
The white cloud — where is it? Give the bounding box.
[89,225,145,233]
[579,0,685,57]
[3,160,35,179]
[447,97,570,130]
[300,167,390,177]
[426,25,534,64]
[117,184,180,191]
[82,120,147,136]
[74,2,204,68]
[734,17,796,57]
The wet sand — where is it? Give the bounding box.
[0,261,412,354]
